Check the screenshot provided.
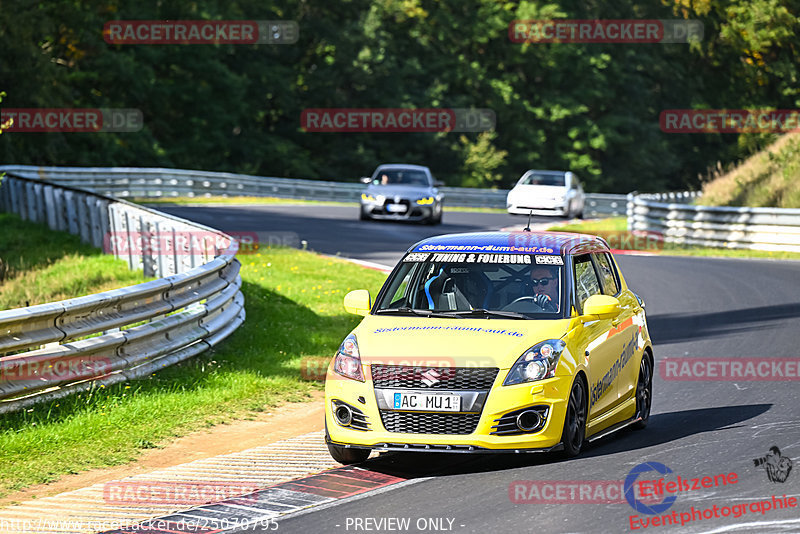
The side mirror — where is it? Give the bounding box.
[434,180,445,187]
[344,289,371,316]
[581,294,621,322]
[360,176,372,184]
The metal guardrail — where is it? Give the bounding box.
[628,192,800,252]
[0,173,245,414]
[0,165,628,217]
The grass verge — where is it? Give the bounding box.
[0,245,387,499]
[0,213,150,310]
[700,133,800,208]
[549,218,800,260]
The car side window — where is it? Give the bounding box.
[593,253,619,296]
[573,254,602,312]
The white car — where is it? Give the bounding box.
[506,170,585,218]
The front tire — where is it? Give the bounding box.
[561,377,587,457]
[327,443,371,464]
[632,354,653,430]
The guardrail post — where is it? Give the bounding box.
[8,178,20,215]
[76,194,91,243]
[65,190,80,235]
[23,180,35,221]
[0,177,8,213]
[626,192,635,232]
[31,183,43,223]
[43,185,57,230]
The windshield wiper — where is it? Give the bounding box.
[375,307,457,318]
[440,308,528,320]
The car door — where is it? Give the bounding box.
[571,254,620,419]
[594,252,640,406]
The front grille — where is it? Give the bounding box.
[371,365,499,390]
[379,411,480,434]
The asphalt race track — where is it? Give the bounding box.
[154,204,550,266]
[158,204,800,534]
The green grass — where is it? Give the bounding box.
[549,217,800,260]
[701,133,800,208]
[0,245,388,499]
[134,196,507,213]
[0,213,150,310]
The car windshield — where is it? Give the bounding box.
[372,169,430,187]
[375,253,564,318]
[520,173,566,187]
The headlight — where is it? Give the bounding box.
[504,339,566,385]
[416,196,434,205]
[361,193,376,202]
[333,333,364,381]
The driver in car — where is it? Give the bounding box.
[528,265,559,312]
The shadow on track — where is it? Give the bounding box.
[648,303,800,344]
[356,404,771,478]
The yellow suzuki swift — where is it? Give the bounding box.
[325,231,653,463]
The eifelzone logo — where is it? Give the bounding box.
[753,446,793,483]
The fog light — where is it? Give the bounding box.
[334,403,353,426]
[516,410,542,431]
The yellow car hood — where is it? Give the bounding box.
[353,315,572,370]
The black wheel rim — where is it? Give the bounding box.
[636,357,652,420]
[566,381,586,449]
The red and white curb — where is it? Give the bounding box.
[0,431,406,534]
[101,466,407,534]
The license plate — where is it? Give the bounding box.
[392,391,461,412]
[386,203,407,213]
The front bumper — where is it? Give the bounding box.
[325,367,572,452]
[361,200,436,221]
[507,204,568,216]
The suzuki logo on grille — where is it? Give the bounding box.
[421,369,442,386]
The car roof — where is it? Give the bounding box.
[409,231,609,255]
[522,170,568,175]
[374,164,430,172]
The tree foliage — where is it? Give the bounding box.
[0,0,797,192]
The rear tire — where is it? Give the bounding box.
[632,354,653,430]
[327,443,371,464]
[561,377,587,457]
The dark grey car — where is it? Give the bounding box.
[359,164,444,224]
